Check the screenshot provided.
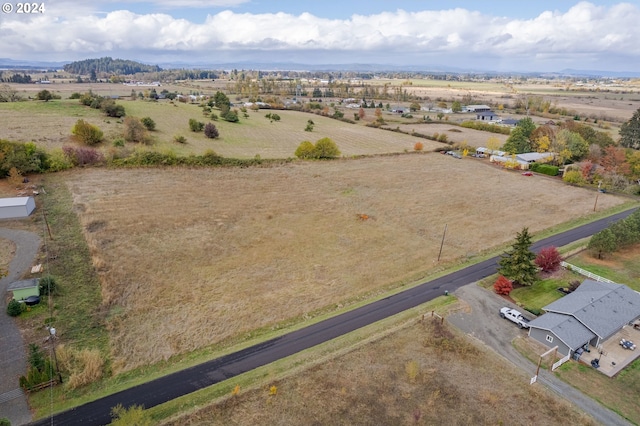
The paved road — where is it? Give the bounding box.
[0,227,41,426]
[449,284,632,426]
[33,207,638,425]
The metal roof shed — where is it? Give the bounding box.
[0,196,36,219]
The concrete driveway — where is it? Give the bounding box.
[0,227,41,426]
[448,283,632,426]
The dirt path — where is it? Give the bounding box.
[448,283,632,426]
[0,227,41,426]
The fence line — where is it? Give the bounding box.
[552,354,571,371]
[560,261,615,284]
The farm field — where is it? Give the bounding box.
[0,99,439,158]
[390,122,509,147]
[164,317,596,426]
[60,153,626,372]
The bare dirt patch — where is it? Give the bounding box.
[164,319,596,426]
[64,154,626,371]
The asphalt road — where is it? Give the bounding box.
[33,207,638,425]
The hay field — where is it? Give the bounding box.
[391,122,509,147]
[165,319,596,426]
[0,98,439,157]
[64,154,625,371]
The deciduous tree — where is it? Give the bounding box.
[72,119,103,145]
[204,122,219,139]
[535,246,563,273]
[36,89,53,102]
[588,228,617,259]
[123,117,148,143]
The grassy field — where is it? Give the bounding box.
[57,153,627,372]
[0,98,441,158]
[1,76,639,422]
[163,314,596,426]
[566,244,640,291]
[557,359,640,423]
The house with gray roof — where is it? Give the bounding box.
[528,280,640,357]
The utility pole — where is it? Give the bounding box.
[49,327,63,383]
[437,224,447,262]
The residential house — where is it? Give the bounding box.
[528,280,640,357]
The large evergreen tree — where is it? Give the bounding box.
[620,107,640,150]
[498,227,538,286]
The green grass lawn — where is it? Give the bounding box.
[510,275,571,313]
[566,248,640,291]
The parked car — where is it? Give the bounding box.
[522,171,533,176]
[499,307,530,329]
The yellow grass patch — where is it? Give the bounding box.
[64,154,625,371]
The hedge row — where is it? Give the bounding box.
[530,163,559,176]
[459,121,511,135]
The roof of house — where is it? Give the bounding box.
[501,118,520,125]
[476,111,496,117]
[0,197,32,208]
[529,312,596,351]
[540,280,640,339]
[7,278,39,291]
[516,152,554,163]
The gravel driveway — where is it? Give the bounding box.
[0,227,41,426]
[448,283,632,426]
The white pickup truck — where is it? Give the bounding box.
[499,307,530,329]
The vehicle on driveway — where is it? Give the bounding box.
[522,171,533,176]
[499,307,530,329]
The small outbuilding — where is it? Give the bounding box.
[7,278,40,301]
[0,196,36,219]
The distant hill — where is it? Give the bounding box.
[63,57,162,75]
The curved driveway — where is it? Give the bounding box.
[34,208,638,426]
[0,227,41,426]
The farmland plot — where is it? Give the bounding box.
[64,154,625,371]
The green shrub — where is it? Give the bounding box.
[72,119,103,145]
[7,299,23,317]
[0,416,11,426]
[112,138,125,147]
[189,118,204,132]
[101,99,126,118]
[39,276,58,296]
[44,148,73,172]
[174,135,187,144]
[222,110,239,123]
[563,170,585,185]
[140,117,156,131]
[530,163,559,176]
[0,139,48,176]
[295,141,316,159]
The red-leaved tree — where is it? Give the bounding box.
[494,275,513,296]
[535,246,563,273]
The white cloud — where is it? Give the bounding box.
[1,2,639,71]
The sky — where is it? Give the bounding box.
[1,0,639,72]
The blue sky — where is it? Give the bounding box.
[1,1,639,72]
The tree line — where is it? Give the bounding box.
[63,57,162,76]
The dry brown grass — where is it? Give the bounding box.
[56,344,105,390]
[0,237,16,273]
[62,154,626,372]
[163,319,596,426]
